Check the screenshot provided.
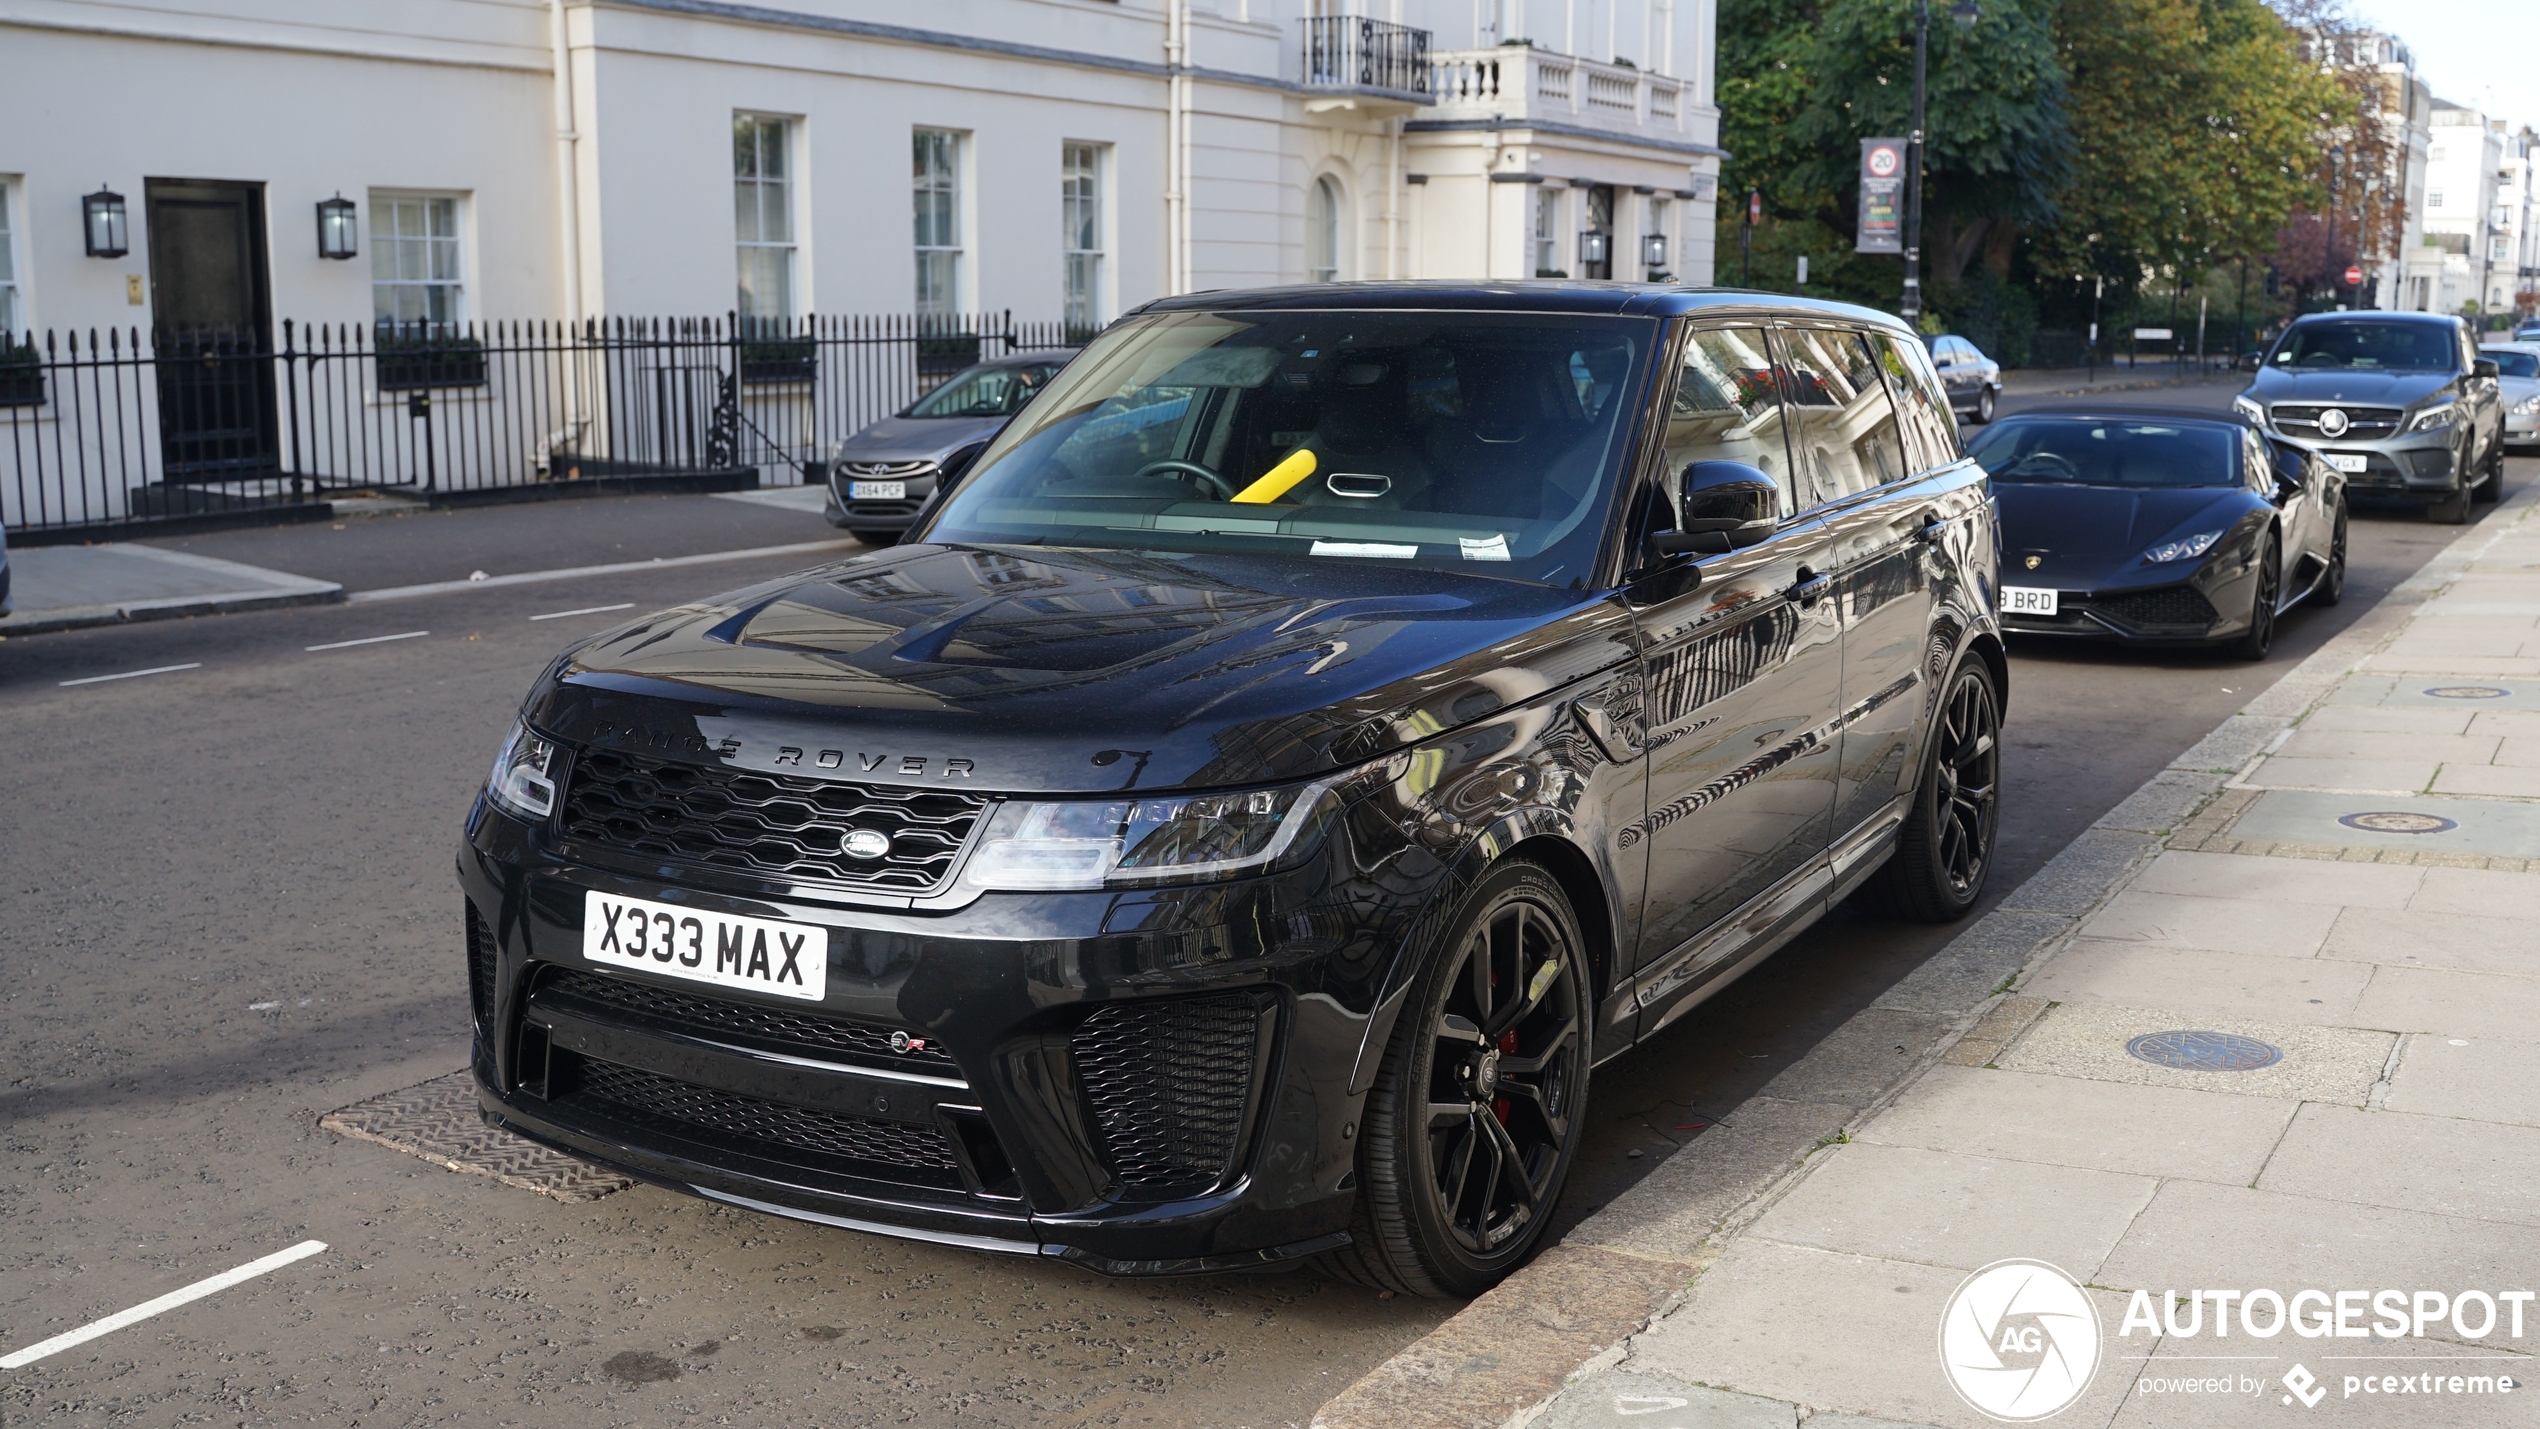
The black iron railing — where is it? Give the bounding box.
[1302,16,1432,97]
[1,311,1072,538]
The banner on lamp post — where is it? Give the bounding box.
[1856,139,1906,254]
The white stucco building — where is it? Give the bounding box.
[2407,102,2531,321]
[0,0,1724,344]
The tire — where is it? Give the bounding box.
[2230,533,2281,661]
[848,528,902,546]
[2429,483,2472,525]
[1858,655,2002,924]
[2474,439,2505,503]
[1974,387,1998,424]
[1317,860,1592,1298]
[2314,502,2348,608]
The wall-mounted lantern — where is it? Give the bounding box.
[83,187,129,258]
[316,194,360,261]
[1579,231,1610,267]
[1642,234,1669,271]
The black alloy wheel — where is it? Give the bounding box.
[2231,533,2281,661]
[2431,451,2474,524]
[2475,439,2505,503]
[2316,502,2348,607]
[1322,861,1590,1298]
[1974,387,1998,424]
[1861,656,2002,922]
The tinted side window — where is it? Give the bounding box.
[1663,325,1799,519]
[1780,326,1908,506]
[1877,332,1961,471]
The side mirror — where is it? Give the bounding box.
[2473,358,2500,380]
[1647,461,1780,558]
[2237,352,2262,371]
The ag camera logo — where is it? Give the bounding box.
[1939,1259,2102,1421]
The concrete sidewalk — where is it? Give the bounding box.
[0,542,341,637]
[1318,482,2540,1429]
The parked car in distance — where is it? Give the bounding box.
[823,350,1074,544]
[461,282,2004,1300]
[2513,319,2540,343]
[1979,409,2344,659]
[2233,311,2504,523]
[2485,342,2540,450]
[1925,335,2003,424]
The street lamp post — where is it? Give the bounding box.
[1901,0,1978,322]
[2325,144,2345,310]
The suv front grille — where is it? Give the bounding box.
[2271,404,2403,440]
[1074,995,1263,1200]
[535,968,958,1074]
[571,1056,963,1182]
[2093,586,2219,630]
[559,747,986,893]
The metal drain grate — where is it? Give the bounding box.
[2126,1030,2281,1071]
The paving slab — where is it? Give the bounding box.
[1993,1002,2393,1104]
[2242,755,2440,792]
[1569,1099,1852,1261]
[1996,829,2163,917]
[2297,705,2476,735]
[1870,911,2073,1015]
[2333,676,2540,712]
[2016,940,2372,1023]
[2077,888,2344,957]
[1528,1371,1798,1429]
[1860,1066,2296,1184]
[2258,1102,2540,1227]
[2352,964,2540,1043]
[2127,847,2429,906]
[2432,764,2540,797]
[2320,906,2540,977]
[1751,1010,1956,1108]
[2409,864,2540,921]
[2222,789,2540,861]
[2278,729,2501,763]
[2383,1034,2540,1127]
[1745,1142,2155,1277]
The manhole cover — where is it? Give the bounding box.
[2338,810,2459,834]
[2127,1031,2282,1071]
[2423,686,2512,700]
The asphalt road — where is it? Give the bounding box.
[2,403,2528,1426]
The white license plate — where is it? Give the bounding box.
[2000,585,2060,616]
[2323,453,2369,473]
[849,480,906,500]
[581,891,828,1000]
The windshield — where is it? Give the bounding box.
[2490,350,2540,379]
[924,309,1650,587]
[2270,322,2457,371]
[905,362,1062,418]
[1969,418,2239,488]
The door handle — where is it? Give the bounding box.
[1787,566,1833,606]
[1912,512,1947,546]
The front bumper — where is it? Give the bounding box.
[2269,426,2462,500]
[823,465,940,533]
[457,795,1404,1275]
[1999,568,2255,645]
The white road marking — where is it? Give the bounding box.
[305,631,429,652]
[58,663,201,687]
[529,603,635,622]
[347,538,856,604]
[0,1240,328,1369]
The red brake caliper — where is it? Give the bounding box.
[1494,1028,1518,1123]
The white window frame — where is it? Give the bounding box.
[1533,185,1565,277]
[914,127,967,316]
[1062,141,1108,335]
[734,113,798,333]
[369,191,468,339]
[0,179,22,339]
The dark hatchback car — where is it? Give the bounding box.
[824,351,1073,544]
[1981,410,2345,658]
[460,283,2005,1297]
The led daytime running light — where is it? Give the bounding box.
[488,721,558,820]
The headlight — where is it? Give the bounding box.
[487,721,558,821]
[960,777,1341,891]
[2514,393,2540,415]
[2407,402,2457,433]
[2231,395,2267,427]
[2144,530,2225,564]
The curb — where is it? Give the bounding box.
[1310,477,2540,1429]
[0,582,347,638]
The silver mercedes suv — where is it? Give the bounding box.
[2232,312,2505,523]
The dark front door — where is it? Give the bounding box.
[146,179,278,477]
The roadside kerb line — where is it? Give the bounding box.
[306,631,430,652]
[347,539,857,604]
[529,603,636,621]
[1308,477,2540,1429]
[57,663,202,687]
[0,1240,328,1370]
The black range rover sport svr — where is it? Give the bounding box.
[460,283,2007,1297]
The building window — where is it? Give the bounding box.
[1308,176,1344,282]
[1647,196,1673,280]
[914,128,963,315]
[371,194,463,338]
[734,115,795,333]
[2429,190,2445,209]
[1534,186,1564,277]
[0,184,19,337]
[1062,142,1104,337]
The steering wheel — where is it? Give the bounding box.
[1132,458,1238,502]
[2007,451,2081,481]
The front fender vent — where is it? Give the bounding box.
[1073,994,1267,1200]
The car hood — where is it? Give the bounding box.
[835,414,1007,464]
[1995,484,2257,588]
[2245,368,2455,407]
[524,544,1632,795]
